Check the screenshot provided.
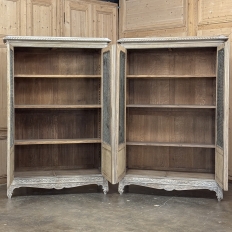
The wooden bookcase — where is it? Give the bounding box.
[5,36,229,201]
[4,36,111,198]
[114,37,229,201]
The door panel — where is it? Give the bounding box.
[0,0,22,35]
[102,46,113,182]
[93,4,117,43]
[63,0,91,37]
[215,44,229,190]
[114,45,127,183]
[7,45,15,188]
[119,0,188,38]
[26,0,58,36]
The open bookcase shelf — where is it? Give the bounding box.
[14,74,101,78]
[127,74,216,78]
[15,139,101,145]
[126,142,215,148]
[5,36,110,198]
[5,36,229,201]
[15,105,102,109]
[126,105,216,109]
[116,37,229,201]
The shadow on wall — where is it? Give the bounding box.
[102,0,119,4]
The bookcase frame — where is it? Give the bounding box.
[114,36,229,201]
[4,36,111,198]
[5,36,229,201]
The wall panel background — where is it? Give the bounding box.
[119,0,188,37]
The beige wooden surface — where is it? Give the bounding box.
[63,0,117,42]
[92,3,118,43]
[114,45,127,183]
[0,0,118,183]
[119,0,188,38]
[63,0,92,37]
[26,0,60,36]
[101,45,113,183]
[119,0,232,180]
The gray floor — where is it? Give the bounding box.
[0,183,232,232]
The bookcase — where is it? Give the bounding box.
[115,37,229,201]
[4,36,111,198]
[5,36,229,200]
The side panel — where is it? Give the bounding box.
[116,146,126,183]
[0,39,7,183]
[114,45,127,184]
[101,47,112,182]
[7,45,15,188]
[215,43,229,190]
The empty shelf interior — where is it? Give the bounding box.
[14,169,101,178]
[126,169,215,180]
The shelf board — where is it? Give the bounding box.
[15,139,101,145]
[15,105,101,109]
[126,141,215,148]
[14,169,101,178]
[127,74,216,78]
[126,169,215,180]
[14,74,101,78]
[126,104,216,109]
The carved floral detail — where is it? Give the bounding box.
[7,176,109,198]
[118,176,223,201]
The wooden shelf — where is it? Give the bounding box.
[15,139,101,145]
[126,141,215,148]
[127,104,216,109]
[14,169,101,178]
[127,74,216,78]
[126,169,215,180]
[15,105,102,109]
[14,74,101,78]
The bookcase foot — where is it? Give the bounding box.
[118,181,125,195]
[7,187,15,199]
[216,186,223,201]
[102,178,109,194]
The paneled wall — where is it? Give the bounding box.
[0,0,118,184]
[26,0,60,36]
[119,0,188,37]
[63,0,117,42]
[119,0,232,180]
[63,0,92,37]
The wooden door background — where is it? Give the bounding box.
[0,0,118,184]
[119,0,232,180]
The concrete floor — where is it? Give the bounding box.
[0,183,232,232]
